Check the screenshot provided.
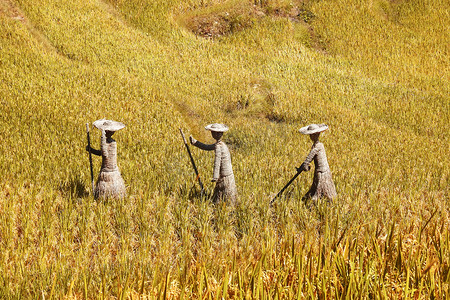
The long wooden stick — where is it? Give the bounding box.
[180,128,204,192]
[86,123,95,195]
[270,170,303,204]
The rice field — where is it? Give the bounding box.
[0,0,448,298]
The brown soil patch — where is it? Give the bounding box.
[177,2,260,39]
[0,0,25,21]
[176,1,317,39]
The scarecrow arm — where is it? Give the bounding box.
[300,143,321,170]
[86,146,101,156]
[190,137,215,151]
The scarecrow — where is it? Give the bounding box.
[86,119,126,200]
[189,123,237,204]
[298,123,336,203]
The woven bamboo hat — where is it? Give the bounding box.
[299,123,328,135]
[93,119,126,132]
[205,123,229,132]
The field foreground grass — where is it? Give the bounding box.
[0,0,449,298]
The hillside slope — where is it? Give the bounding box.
[0,0,448,298]
[1,0,448,195]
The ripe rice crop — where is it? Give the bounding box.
[0,0,448,298]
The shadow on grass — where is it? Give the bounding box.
[59,177,91,198]
[178,183,212,202]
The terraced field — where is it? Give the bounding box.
[0,0,448,298]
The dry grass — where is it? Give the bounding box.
[0,0,448,298]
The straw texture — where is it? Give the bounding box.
[299,123,328,135]
[205,123,229,132]
[301,141,336,202]
[191,138,237,205]
[94,131,126,200]
[93,119,125,132]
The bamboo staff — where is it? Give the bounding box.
[180,128,204,192]
[86,123,95,195]
[270,170,304,205]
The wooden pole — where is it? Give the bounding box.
[180,128,204,192]
[86,123,95,195]
[270,170,303,205]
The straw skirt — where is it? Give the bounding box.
[95,170,126,200]
[303,170,336,201]
[213,174,237,205]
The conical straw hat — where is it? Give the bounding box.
[205,123,229,132]
[299,123,328,135]
[93,119,126,132]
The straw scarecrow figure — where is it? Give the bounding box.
[86,119,126,200]
[298,124,336,203]
[190,123,237,205]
